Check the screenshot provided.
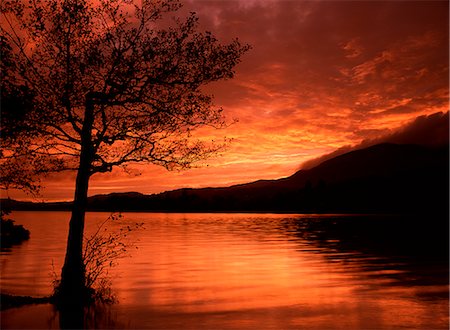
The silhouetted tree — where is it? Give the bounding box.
[1,0,249,305]
[1,35,64,193]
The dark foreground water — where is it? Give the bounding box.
[1,212,448,329]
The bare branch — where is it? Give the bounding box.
[1,0,249,194]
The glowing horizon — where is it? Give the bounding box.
[2,0,448,202]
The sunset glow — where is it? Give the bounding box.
[1,2,448,329]
[4,0,448,201]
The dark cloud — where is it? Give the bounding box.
[186,1,448,124]
[5,1,448,200]
[301,111,449,169]
[382,111,449,146]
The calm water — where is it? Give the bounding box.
[1,211,448,329]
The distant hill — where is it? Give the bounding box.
[3,143,448,214]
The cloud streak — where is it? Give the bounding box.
[3,0,448,201]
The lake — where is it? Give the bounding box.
[1,211,448,329]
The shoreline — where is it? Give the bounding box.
[0,294,51,311]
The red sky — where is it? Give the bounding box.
[4,0,449,201]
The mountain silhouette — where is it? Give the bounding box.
[145,143,448,213]
[3,143,448,214]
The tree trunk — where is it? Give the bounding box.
[58,95,95,306]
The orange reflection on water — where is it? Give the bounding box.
[1,212,448,329]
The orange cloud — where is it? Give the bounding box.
[2,1,448,202]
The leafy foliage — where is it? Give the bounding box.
[0,34,64,194]
[52,214,144,304]
[1,0,250,178]
[1,0,249,304]
[0,210,30,248]
[82,214,144,303]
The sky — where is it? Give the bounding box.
[4,0,449,201]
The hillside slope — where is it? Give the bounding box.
[4,143,448,214]
[145,143,448,213]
